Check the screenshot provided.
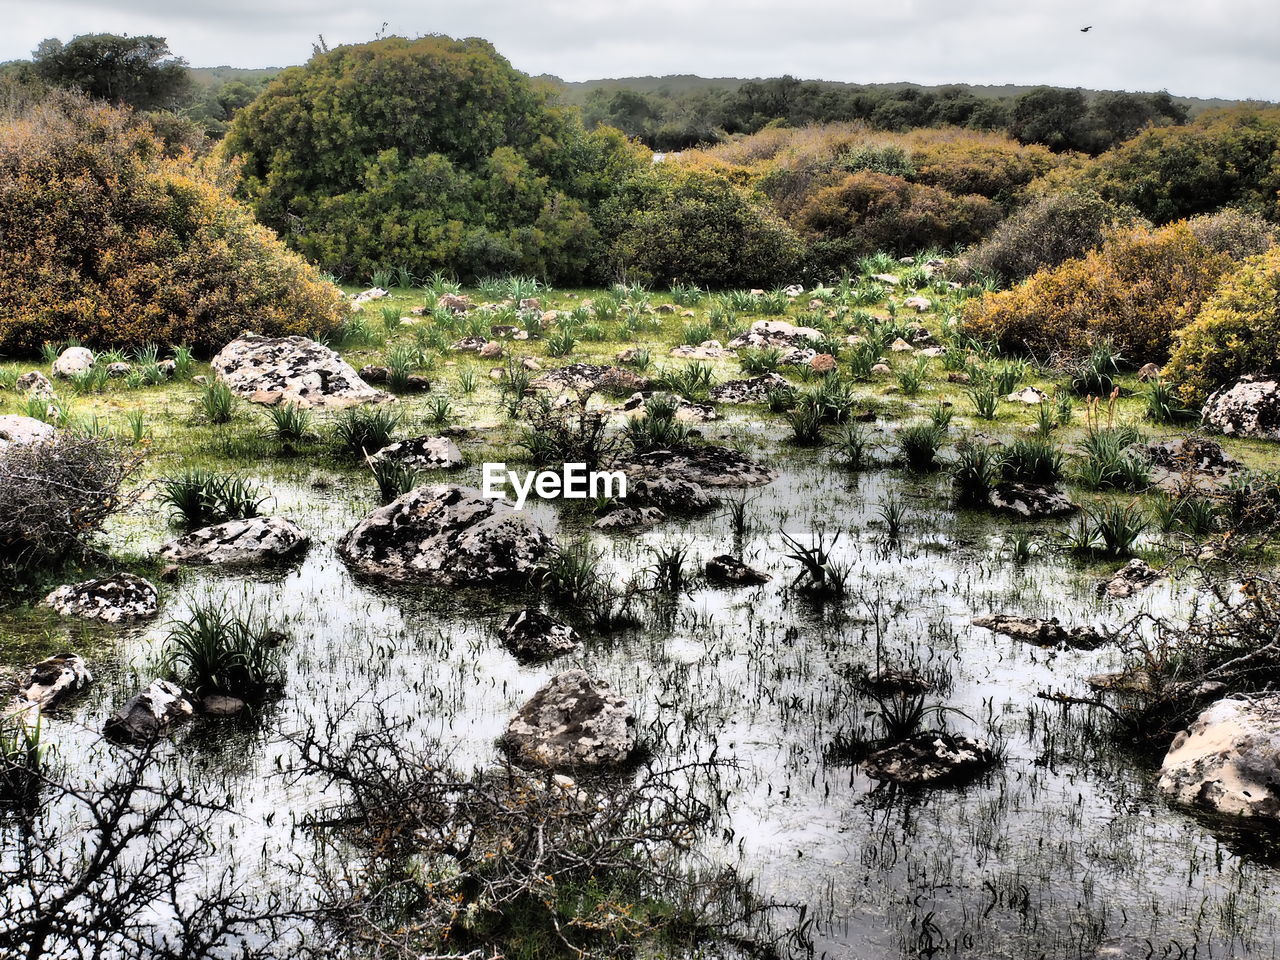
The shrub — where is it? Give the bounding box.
[331,406,401,457]
[0,434,141,572]
[1164,246,1280,403]
[1187,208,1277,260]
[963,222,1231,363]
[157,469,265,529]
[0,90,345,357]
[163,600,282,699]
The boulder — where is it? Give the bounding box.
[871,363,893,375]
[710,374,791,404]
[211,334,389,408]
[972,613,1107,650]
[670,341,734,360]
[19,653,93,708]
[1202,376,1280,439]
[504,669,636,770]
[903,296,932,312]
[1099,559,1161,599]
[338,485,554,586]
[357,364,390,384]
[1142,436,1240,478]
[624,444,777,488]
[371,435,465,471]
[593,506,667,530]
[890,337,915,353]
[863,733,995,786]
[870,273,900,285]
[450,335,488,352]
[43,573,159,622]
[479,341,504,359]
[988,482,1076,519]
[104,679,194,742]
[159,517,309,565]
[52,346,94,378]
[625,476,715,512]
[619,392,717,423]
[499,609,580,660]
[810,353,837,374]
[1138,363,1162,382]
[727,319,823,350]
[532,363,649,396]
[518,297,542,311]
[705,554,771,586]
[0,414,55,449]
[1007,386,1047,404]
[1159,695,1280,819]
[437,294,473,313]
[784,284,804,297]
[16,370,54,397]
[781,347,817,366]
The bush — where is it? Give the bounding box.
[963,222,1231,362]
[0,435,141,572]
[955,191,1143,282]
[1186,208,1277,260]
[164,600,282,699]
[1165,246,1280,403]
[0,89,346,357]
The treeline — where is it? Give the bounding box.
[579,77,1195,154]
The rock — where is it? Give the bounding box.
[903,296,932,312]
[1202,376,1280,439]
[988,482,1076,519]
[357,364,391,384]
[670,342,734,360]
[625,476,714,512]
[947,372,971,385]
[810,353,837,374]
[43,573,159,622]
[532,363,649,396]
[479,341,504,359]
[211,334,390,408]
[499,609,580,660]
[371,435,465,471]
[402,375,432,393]
[159,516,309,565]
[593,506,667,530]
[619,392,717,423]
[104,679,194,742]
[890,337,915,353]
[52,346,95,378]
[705,554,771,586]
[437,293,473,313]
[19,653,93,707]
[522,358,542,371]
[871,363,893,375]
[450,335,488,352]
[864,667,933,694]
[518,297,542,311]
[780,347,817,366]
[863,732,995,786]
[870,273,900,285]
[1159,695,1280,819]
[490,324,521,339]
[710,374,791,404]
[1143,436,1240,477]
[656,303,677,314]
[504,669,636,770]
[16,371,55,397]
[0,414,55,449]
[727,319,823,350]
[1007,386,1047,404]
[784,284,804,297]
[1099,559,1161,599]
[199,694,247,717]
[339,485,554,586]
[157,359,176,377]
[106,362,132,378]
[624,444,777,488]
[1138,363,1162,382]
[615,347,645,364]
[352,287,388,304]
[971,614,1107,650]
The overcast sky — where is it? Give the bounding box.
[4,0,1277,101]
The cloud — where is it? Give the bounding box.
[3,0,1276,100]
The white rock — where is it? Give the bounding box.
[159,516,309,565]
[0,414,55,449]
[52,347,94,378]
[1159,696,1280,819]
[211,334,390,408]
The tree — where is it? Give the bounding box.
[1008,86,1089,151]
[32,34,191,111]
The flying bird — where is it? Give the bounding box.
[1080,25,1093,32]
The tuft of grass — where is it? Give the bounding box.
[157,470,266,529]
[1066,501,1147,557]
[624,395,690,453]
[368,458,421,503]
[163,600,282,699]
[997,437,1064,485]
[331,406,401,457]
[1145,378,1196,424]
[897,422,946,471]
[199,381,237,425]
[265,402,313,445]
[786,397,826,446]
[950,442,995,506]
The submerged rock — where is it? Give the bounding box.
[499,609,580,660]
[593,506,667,530]
[705,554,771,586]
[971,614,1107,650]
[211,334,390,408]
[624,444,777,488]
[0,414,55,449]
[625,476,715,512]
[1202,375,1280,440]
[370,435,465,471]
[159,517,309,565]
[863,732,995,786]
[1159,695,1280,820]
[710,373,791,404]
[987,482,1076,519]
[43,573,159,622]
[864,667,933,694]
[1099,559,1161,599]
[338,485,554,586]
[104,679,194,742]
[19,653,93,708]
[199,693,248,717]
[504,669,636,770]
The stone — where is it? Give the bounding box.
[104,679,194,742]
[624,444,777,488]
[339,485,554,586]
[871,363,893,375]
[504,669,636,770]
[947,372,972,385]
[971,614,1107,650]
[619,392,717,423]
[625,476,714,512]
[1099,559,1161,599]
[52,346,94,378]
[1202,376,1280,439]
[727,319,823,350]
[159,516,309,565]
[479,341,504,359]
[19,653,93,708]
[890,337,915,353]
[371,435,465,471]
[710,373,791,404]
[810,353,837,374]
[402,375,432,393]
[1138,363,1162,382]
[784,284,804,297]
[518,297,542,311]
[490,324,521,339]
[656,303,677,314]
[1142,436,1240,478]
[199,694,247,717]
[705,554,771,586]
[864,667,933,694]
[903,296,932,312]
[211,334,390,408]
[780,347,817,366]
[593,506,667,530]
[357,364,391,384]
[499,609,580,660]
[670,342,734,360]
[0,414,55,449]
[450,336,488,352]
[352,287,388,304]
[863,732,995,786]
[531,363,649,396]
[1159,695,1280,820]
[437,293,473,313]
[870,273,900,285]
[1007,386,1048,404]
[106,362,132,378]
[987,482,1076,519]
[16,371,55,397]
[43,573,159,622]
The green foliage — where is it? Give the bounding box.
[164,599,282,699]
[157,469,265,528]
[951,442,995,506]
[897,421,946,470]
[331,406,401,456]
[33,34,192,111]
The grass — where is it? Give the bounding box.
[199,381,237,424]
[331,406,401,456]
[157,469,266,529]
[163,599,282,699]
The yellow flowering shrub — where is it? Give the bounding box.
[0,90,345,357]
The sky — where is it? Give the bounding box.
[3,0,1278,101]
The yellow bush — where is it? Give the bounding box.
[1165,246,1280,403]
[963,222,1231,362]
[0,91,345,357]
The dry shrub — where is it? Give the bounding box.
[0,88,345,357]
[1187,207,1278,260]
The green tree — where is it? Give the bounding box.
[1008,86,1089,151]
[32,34,191,110]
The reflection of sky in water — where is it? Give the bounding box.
[20,452,1280,960]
